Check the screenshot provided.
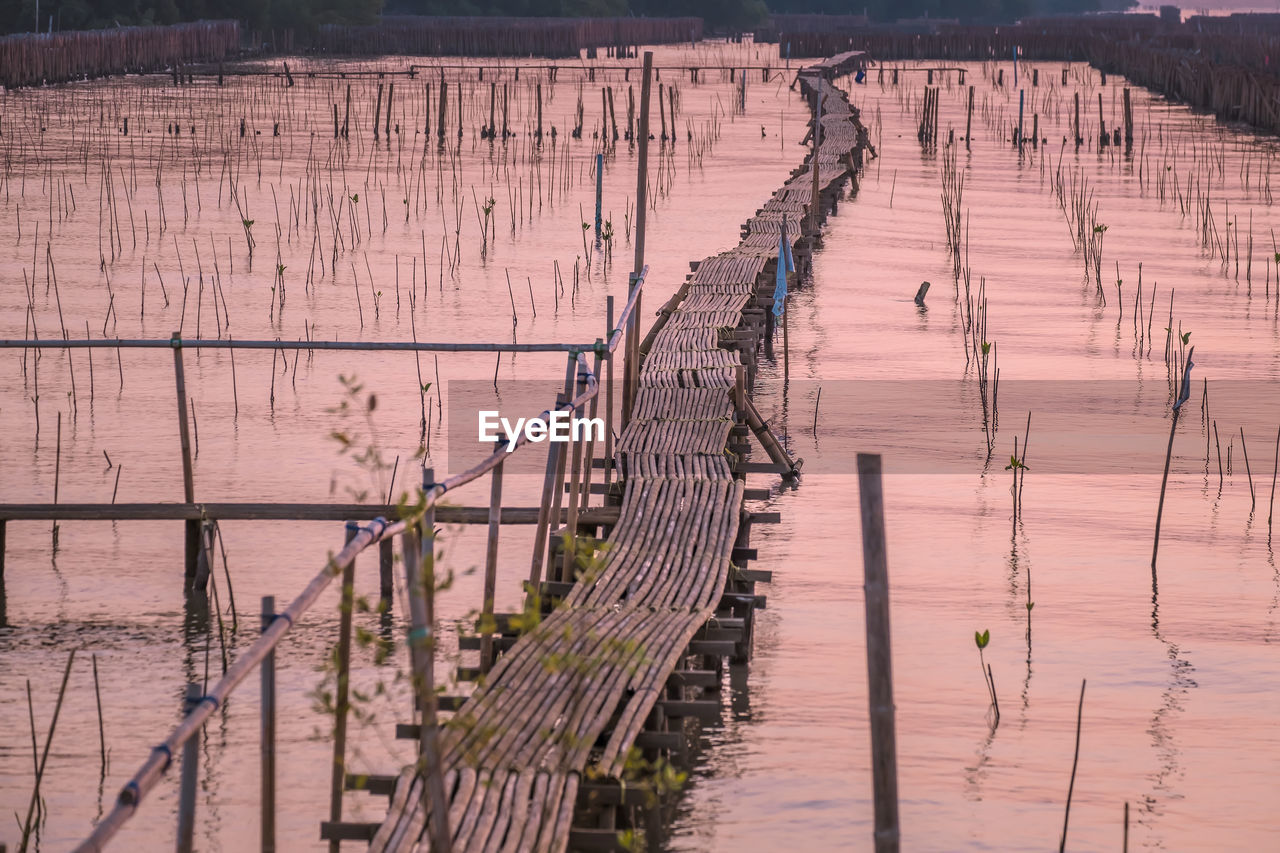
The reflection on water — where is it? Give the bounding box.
[0,41,810,850]
[672,60,1280,851]
[4,50,1280,851]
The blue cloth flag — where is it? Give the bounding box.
[773,226,794,317]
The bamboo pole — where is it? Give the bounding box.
[403,472,453,853]
[627,51,654,428]
[176,683,200,853]
[328,522,359,853]
[856,454,900,853]
[480,456,505,674]
[171,333,199,586]
[260,596,277,853]
[1153,348,1194,569]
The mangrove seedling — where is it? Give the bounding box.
[975,629,1000,724]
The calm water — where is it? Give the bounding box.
[2,51,1279,851]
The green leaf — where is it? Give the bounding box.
[975,629,990,649]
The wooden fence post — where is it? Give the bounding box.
[171,332,199,588]
[857,453,900,853]
[261,596,277,853]
[480,456,505,673]
[404,469,453,852]
[328,521,359,853]
[604,296,616,491]
[379,538,394,609]
[176,683,201,853]
[628,51,653,427]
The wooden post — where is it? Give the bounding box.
[385,82,394,140]
[437,74,447,142]
[536,82,543,141]
[595,153,604,239]
[176,683,201,853]
[604,296,615,491]
[488,81,496,136]
[480,456,504,673]
[1017,89,1024,147]
[857,454,900,853]
[328,521,359,853]
[1074,91,1081,146]
[1154,349,1194,569]
[1123,87,1133,150]
[562,364,589,581]
[379,538,393,608]
[403,471,453,853]
[373,83,383,141]
[544,358,575,577]
[810,89,823,233]
[261,596,277,853]
[1098,92,1106,148]
[623,271,638,432]
[529,392,568,593]
[172,333,199,587]
[629,51,653,429]
[965,85,973,150]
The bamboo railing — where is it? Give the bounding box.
[66,266,646,852]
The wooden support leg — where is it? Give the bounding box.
[379,538,394,608]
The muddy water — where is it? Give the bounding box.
[2,51,1278,852]
[671,63,1280,851]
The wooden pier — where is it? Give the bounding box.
[65,49,874,853]
[362,50,870,852]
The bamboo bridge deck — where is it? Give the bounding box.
[368,51,869,853]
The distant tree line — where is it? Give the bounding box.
[0,0,1127,39]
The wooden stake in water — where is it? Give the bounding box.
[92,654,107,775]
[20,650,75,853]
[1153,347,1194,569]
[856,453,901,853]
[595,152,603,240]
[1059,679,1087,853]
[328,521,358,853]
[627,52,654,427]
[176,683,200,853]
[404,472,454,853]
[261,596,277,853]
[171,333,199,584]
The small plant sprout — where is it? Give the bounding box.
[481,196,496,244]
[601,218,614,262]
[975,629,1000,725]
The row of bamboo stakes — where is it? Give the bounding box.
[311,15,702,59]
[0,15,707,89]
[0,21,240,89]
[770,16,1280,138]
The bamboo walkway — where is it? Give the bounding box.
[369,51,869,853]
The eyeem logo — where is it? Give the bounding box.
[478,410,604,451]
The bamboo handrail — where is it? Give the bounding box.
[71,264,647,853]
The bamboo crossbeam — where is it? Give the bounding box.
[0,503,621,525]
[0,338,599,354]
